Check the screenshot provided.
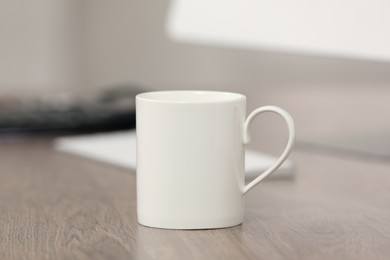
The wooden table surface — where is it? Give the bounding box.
[0,137,389,260]
[1,85,390,259]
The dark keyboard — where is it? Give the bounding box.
[0,87,141,134]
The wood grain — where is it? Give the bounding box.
[0,139,390,260]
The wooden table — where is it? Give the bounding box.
[1,85,390,259]
[0,136,389,260]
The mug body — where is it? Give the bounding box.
[136,91,246,229]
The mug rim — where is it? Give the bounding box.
[136,90,246,104]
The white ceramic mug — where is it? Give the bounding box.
[136,91,295,229]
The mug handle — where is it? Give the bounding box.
[243,106,295,194]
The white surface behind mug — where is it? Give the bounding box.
[136,91,295,229]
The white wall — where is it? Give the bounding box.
[0,0,85,95]
[84,0,390,92]
[1,0,390,96]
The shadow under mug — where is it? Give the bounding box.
[136,90,295,229]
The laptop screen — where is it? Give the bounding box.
[167,0,390,62]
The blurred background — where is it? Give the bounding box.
[1,0,390,158]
